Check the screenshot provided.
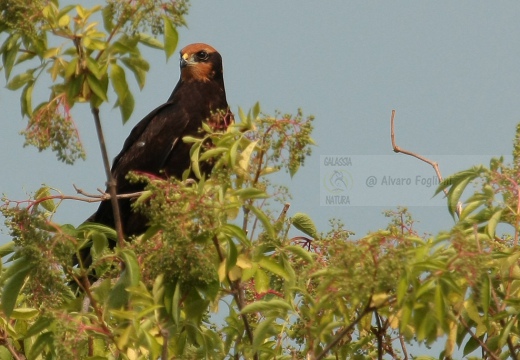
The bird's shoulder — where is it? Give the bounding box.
[111,99,189,171]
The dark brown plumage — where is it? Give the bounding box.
[90,43,233,237]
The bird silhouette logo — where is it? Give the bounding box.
[324,170,352,193]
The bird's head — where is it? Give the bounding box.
[179,43,223,82]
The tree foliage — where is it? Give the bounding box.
[2,1,520,360]
[1,0,187,163]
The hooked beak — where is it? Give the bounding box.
[180,53,189,68]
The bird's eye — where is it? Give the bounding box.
[196,50,209,61]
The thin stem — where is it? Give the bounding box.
[242,123,276,232]
[91,107,125,247]
[0,328,25,360]
[211,235,258,360]
[390,110,461,219]
[161,328,169,360]
[374,311,383,360]
[500,318,518,360]
[458,316,500,360]
[315,302,373,360]
[398,333,409,360]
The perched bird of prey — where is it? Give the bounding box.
[89,43,233,237]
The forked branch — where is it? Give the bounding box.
[91,107,125,247]
[390,110,461,217]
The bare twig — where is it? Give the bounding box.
[390,110,461,218]
[74,184,144,200]
[161,327,169,360]
[242,123,276,231]
[277,203,291,222]
[315,301,374,360]
[25,188,144,209]
[91,107,125,247]
[398,333,409,360]
[0,328,26,360]
[211,235,258,360]
[458,316,500,360]
[374,311,383,360]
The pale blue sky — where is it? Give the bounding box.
[2,2,520,240]
[2,2,520,357]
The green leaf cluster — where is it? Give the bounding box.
[0,0,187,163]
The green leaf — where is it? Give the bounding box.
[6,70,33,90]
[226,237,238,270]
[498,317,515,349]
[58,14,70,27]
[163,15,179,60]
[481,275,490,319]
[107,249,140,309]
[241,299,292,314]
[119,89,134,124]
[35,186,56,212]
[111,63,134,122]
[190,142,202,179]
[86,73,108,101]
[138,33,164,49]
[0,348,10,360]
[0,241,14,258]
[112,35,140,55]
[486,208,503,238]
[289,160,300,178]
[459,199,484,220]
[229,137,240,167]
[2,34,20,80]
[2,263,32,318]
[258,257,290,280]
[238,107,247,123]
[254,268,269,293]
[171,281,181,324]
[247,205,275,239]
[233,187,269,200]
[25,316,55,338]
[1,256,29,281]
[252,102,261,119]
[102,4,114,32]
[284,245,314,263]
[184,289,209,324]
[58,4,75,18]
[91,232,108,257]
[447,177,472,218]
[462,336,480,357]
[397,276,409,305]
[120,56,149,89]
[110,63,129,100]
[238,140,258,172]
[291,212,318,239]
[15,51,37,66]
[434,282,446,329]
[399,301,413,334]
[435,166,486,218]
[11,308,38,320]
[21,81,34,117]
[66,74,83,102]
[29,332,54,360]
[220,224,250,246]
[78,222,117,240]
[253,316,276,349]
[86,56,105,79]
[199,146,228,162]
